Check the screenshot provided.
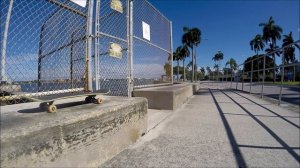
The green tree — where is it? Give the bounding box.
[259,16,283,82]
[173,47,182,81]
[182,27,201,82]
[243,55,275,81]
[180,45,190,81]
[282,32,300,63]
[212,51,224,81]
[200,67,205,75]
[250,34,265,55]
[226,58,238,83]
[164,53,172,80]
[206,66,211,80]
[282,32,300,81]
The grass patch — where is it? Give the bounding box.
[264,81,300,86]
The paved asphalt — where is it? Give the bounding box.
[101,85,300,167]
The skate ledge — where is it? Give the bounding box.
[1,96,148,167]
[133,83,200,110]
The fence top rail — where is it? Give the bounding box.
[143,0,171,24]
[47,0,87,17]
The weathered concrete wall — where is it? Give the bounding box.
[1,96,148,167]
[0,84,21,92]
[133,83,198,110]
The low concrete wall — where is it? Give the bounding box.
[0,84,21,92]
[133,83,199,110]
[1,96,148,167]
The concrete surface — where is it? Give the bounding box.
[101,86,300,167]
[133,83,196,110]
[202,81,300,106]
[1,96,148,167]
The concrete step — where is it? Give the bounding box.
[133,83,200,110]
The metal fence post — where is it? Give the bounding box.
[230,69,233,88]
[85,0,94,92]
[170,21,173,84]
[94,0,100,91]
[236,69,238,90]
[278,48,285,105]
[250,60,253,94]
[261,55,266,98]
[242,67,244,91]
[38,25,44,92]
[1,0,14,83]
[225,66,227,88]
[127,0,134,97]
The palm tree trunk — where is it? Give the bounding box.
[177,61,179,81]
[273,55,276,82]
[191,46,194,82]
[230,68,233,88]
[271,41,276,83]
[195,48,197,81]
[218,61,220,82]
[293,60,296,82]
[183,59,185,81]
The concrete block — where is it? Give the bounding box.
[133,84,196,110]
[0,96,148,167]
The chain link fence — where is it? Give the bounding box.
[94,0,129,96]
[0,0,90,105]
[132,0,172,88]
[1,0,173,106]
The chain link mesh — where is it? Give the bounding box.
[132,0,172,87]
[0,0,88,105]
[95,0,128,96]
[1,0,173,105]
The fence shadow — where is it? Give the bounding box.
[229,90,300,129]
[209,89,247,167]
[219,89,300,163]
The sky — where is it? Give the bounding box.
[149,0,300,69]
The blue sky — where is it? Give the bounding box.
[149,0,300,69]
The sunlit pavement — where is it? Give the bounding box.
[101,85,300,167]
[201,81,300,106]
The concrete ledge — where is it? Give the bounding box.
[133,83,199,110]
[1,96,148,167]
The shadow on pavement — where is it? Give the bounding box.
[218,89,300,163]
[208,89,247,167]
[229,90,300,129]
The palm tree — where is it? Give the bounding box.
[182,27,201,82]
[212,51,224,81]
[250,34,265,55]
[187,61,193,70]
[259,16,283,82]
[180,45,190,81]
[282,32,300,63]
[173,47,182,81]
[206,66,211,80]
[226,58,238,86]
[200,67,205,79]
[187,61,198,80]
[282,32,300,81]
